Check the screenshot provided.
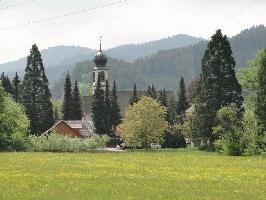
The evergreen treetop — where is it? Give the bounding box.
[193,30,243,143]
[72,80,83,120]
[0,73,13,95]
[129,83,139,105]
[92,78,106,135]
[110,80,121,128]
[177,76,189,115]
[21,44,54,135]
[62,73,73,120]
[151,85,157,99]
[12,72,21,102]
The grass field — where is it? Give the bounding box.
[0,150,265,200]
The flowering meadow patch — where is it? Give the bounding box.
[0,150,265,199]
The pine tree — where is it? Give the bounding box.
[12,72,21,102]
[158,89,167,107]
[62,73,73,120]
[146,85,152,97]
[110,80,121,128]
[54,108,59,122]
[92,79,106,134]
[151,85,157,99]
[177,76,189,115]
[21,44,54,135]
[0,73,13,95]
[168,96,177,125]
[104,80,112,135]
[72,80,83,120]
[256,49,266,141]
[129,83,139,105]
[193,30,243,144]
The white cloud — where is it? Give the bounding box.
[0,0,265,63]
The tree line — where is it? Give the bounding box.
[117,29,266,155]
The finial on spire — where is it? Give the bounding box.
[100,36,102,51]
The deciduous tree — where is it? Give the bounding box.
[117,96,168,149]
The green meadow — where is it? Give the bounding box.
[0,150,265,200]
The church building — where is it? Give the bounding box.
[81,39,176,126]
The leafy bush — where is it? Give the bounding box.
[0,88,29,151]
[213,105,243,156]
[26,133,109,152]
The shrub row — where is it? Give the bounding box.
[26,133,109,152]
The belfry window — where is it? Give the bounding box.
[98,71,105,82]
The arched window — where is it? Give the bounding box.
[98,71,105,82]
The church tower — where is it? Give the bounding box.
[92,37,108,94]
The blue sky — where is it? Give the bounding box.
[0,0,265,63]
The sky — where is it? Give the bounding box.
[0,0,265,64]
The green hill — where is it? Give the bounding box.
[51,25,266,99]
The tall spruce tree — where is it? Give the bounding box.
[129,83,139,105]
[158,89,167,108]
[21,44,54,134]
[177,76,189,115]
[12,72,21,102]
[168,96,177,125]
[72,80,83,120]
[193,30,243,143]
[62,73,73,120]
[54,108,59,122]
[110,80,121,128]
[92,79,105,134]
[256,49,266,141]
[146,85,152,97]
[151,85,157,99]
[104,80,112,135]
[0,73,13,95]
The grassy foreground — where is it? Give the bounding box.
[0,150,265,200]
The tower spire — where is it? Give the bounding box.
[100,36,102,51]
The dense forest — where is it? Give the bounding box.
[51,25,266,99]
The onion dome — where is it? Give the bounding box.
[93,50,108,67]
[94,37,108,67]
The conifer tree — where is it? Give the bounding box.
[92,79,105,134]
[12,72,21,102]
[104,80,112,135]
[110,80,121,128]
[168,97,177,125]
[62,73,73,120]
[54,108,59,122]
[72,80,83,120]
[151,85,157,99]
[129,83,139,105]
[256,49,266,141]
[0,73,13,95]
[177,76,189,115]
[146,85,152,97]
[21,44,54,134]
[158,89,167,108]
[193,30,243,143]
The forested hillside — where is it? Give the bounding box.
[0,46,95,73]
[51,25,266,99]
[0,34,202,82]
[105,34,203,62]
